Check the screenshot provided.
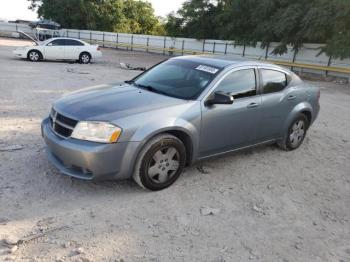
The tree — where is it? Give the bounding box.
[28,0,165,35]
[165,0,350,59]
[165,0,223,39]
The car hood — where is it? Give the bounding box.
[53,83,188,121]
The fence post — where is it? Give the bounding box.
[325,55,332,76]
[102,32,105,47]
[182,40,185,56]
[291,48,298,71]
[265,43,270,59]
[147,37,149,52]
[66,30,69,37]
[213,42,216,54]
[242,45,246,57]
[131,34,134,51]
[116,33,119,49]
[202,39,206,53]
[224,43,228,55]
[89,31,92,43]
[163,36,166,55]
[78,30,80,39]
[15,24,18,32]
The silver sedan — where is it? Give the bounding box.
[41,56,320,190]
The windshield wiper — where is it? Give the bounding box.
[124,80,135,84]
[134,83,169,96]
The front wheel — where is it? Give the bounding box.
[79,52,91,64]
[28,50,41,62]
[133,134,186,191]
[278,114,309,151]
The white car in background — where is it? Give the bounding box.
[13,37,102,64]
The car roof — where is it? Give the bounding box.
[47,37,83,41]
[173,55,288,71]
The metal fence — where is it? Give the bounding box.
[1,22,350,78]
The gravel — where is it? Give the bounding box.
[0,38,349,262]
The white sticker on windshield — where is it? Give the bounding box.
[195,65,219,74]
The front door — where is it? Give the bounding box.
[44,39,65,60]
[199,68,261,157]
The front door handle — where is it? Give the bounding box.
[247,102,259,109]
[287,95,297,100]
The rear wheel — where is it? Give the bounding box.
[278,114,309,151]
[79,52,91,64]
[28,50,41,62]
[133,134,186,191]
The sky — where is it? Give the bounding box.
[0,0,185,21]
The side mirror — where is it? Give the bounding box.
[205,92,234,106]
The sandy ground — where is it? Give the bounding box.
[0,38,349,262]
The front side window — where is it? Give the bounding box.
[215,69,256,99]
[133,59,222,100]
[261,69,288,94]
[65,39,84,46]
[48,39,65,46]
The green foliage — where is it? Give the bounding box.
[165,0,350,59]
[28,0,165,35]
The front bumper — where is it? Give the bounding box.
[41,117,140,180]
[13,49,26,58]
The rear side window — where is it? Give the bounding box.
[215,69,256,99]
[65,39,84,46]
[261,69,288,94]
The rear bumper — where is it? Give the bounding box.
[41,117,140,180]
[93,51,102,58]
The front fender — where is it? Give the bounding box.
[130,117,199,162]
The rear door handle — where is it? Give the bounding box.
[287,95,297,100]
[247,102,259,109]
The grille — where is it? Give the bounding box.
[49,108,78,138]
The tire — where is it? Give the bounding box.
[133,134,186,191]
[79,52,91,64]
[278,114,309,151]
[28,50,41,62]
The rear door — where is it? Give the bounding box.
[256,68,300,141]
[43,39,65,59]
[64,39,85,59]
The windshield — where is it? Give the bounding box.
[133,59,222,100]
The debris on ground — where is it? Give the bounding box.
[252,204,266,215]
[66,68,90,74]
[200,206,222,216]
[0,217,8,225]
[70,247,85,257]
[0,145,23,152]
[120,62,146,71]
[196,165,210,174]
[0,226,70,249]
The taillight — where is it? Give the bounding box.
[97,46,101,51]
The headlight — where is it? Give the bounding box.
[71,121,122,143]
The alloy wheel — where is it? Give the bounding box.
[29,51,39,61]
[147,146,180,184]
[81,54,90,64]
[289,120,305,147]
